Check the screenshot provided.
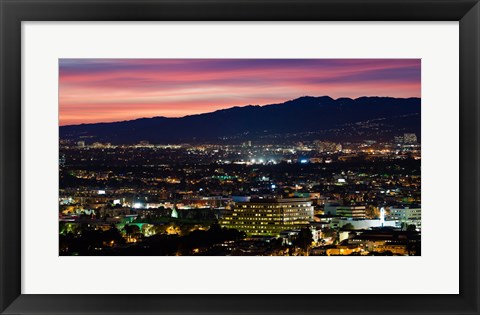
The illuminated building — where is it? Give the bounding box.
[332,218,396,230]
[336,205,366,219]
[389,205,421,230]
[324,202,341,215]
[350,229,420,255]
[394,135,404,145]
[220,198,314,236]
[59,154,66,167]
[403,133,418,144]
[326,244,363,256]
[314,140,341,153]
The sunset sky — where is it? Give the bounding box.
[59,59,421,126]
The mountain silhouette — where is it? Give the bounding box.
[60,96,421,144]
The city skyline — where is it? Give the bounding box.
[59,58,421,256]
[59,59,421,126]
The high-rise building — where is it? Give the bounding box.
[403,133,418,144]
[59,154,66,167]
[242,140,252,147]
[394,135,404,145]
[220,198,314,236]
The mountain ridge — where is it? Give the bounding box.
[60,96,421,144]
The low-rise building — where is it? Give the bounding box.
[389,205,421,230]
[336,205,367,219]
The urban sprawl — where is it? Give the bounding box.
[59,133,421,256]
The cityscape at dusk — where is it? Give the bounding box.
[59,59,421,256]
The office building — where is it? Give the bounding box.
[336,205,366,219]
[220,198,314,236]
[403,133,418,144]
[389,205,421,230]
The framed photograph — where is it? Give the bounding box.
[1,0,479,314]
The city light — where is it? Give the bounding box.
[58,59,421,256]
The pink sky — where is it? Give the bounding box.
[59,59,421,126]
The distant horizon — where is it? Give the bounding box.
[59,59,421,126]
[60,94,421,127]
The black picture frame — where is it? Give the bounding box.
[1,0,479,314]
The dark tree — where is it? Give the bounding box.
[293,227,313,252]
[406,224,417,232]
[342,223,355,230]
